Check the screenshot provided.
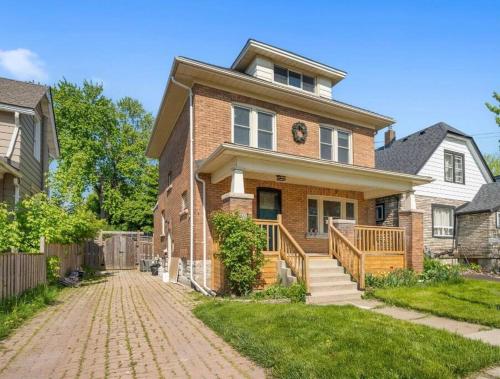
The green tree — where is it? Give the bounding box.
[51,80,158,231]
[486,91,500,126]
[484,153,500,176]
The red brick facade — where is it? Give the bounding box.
[154,84,384,282]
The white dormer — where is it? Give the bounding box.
[233,40,345,101]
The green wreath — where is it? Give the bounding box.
[292,122,307,144]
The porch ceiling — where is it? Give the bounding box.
[197,144,433,199]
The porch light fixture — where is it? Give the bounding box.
[276,175,286,182]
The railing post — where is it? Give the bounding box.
[360,253,365,290]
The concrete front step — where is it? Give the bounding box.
[306,289,362,305]
[308,258,339,268]
[309,273,350,284]
[308,266,345,275]
[309,281,358,293]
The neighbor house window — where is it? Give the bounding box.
[232,105,275,150]
[320,126,352,164]
[161,211,166,236]
[307,196,357,234]
[33,116,41,162]
[181,191,189,213]
[375,204,385,222]
[273,65,315,93]
[432,205,454,238]
[444,150,464,184]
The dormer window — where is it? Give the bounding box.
[273,65,315,93]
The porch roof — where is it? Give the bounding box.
[197,144,433,199]
[0,158,20,179]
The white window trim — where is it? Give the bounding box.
[319,124,353,164]
[273,64,317,94]
[231,103,276,150]
[496,212,500,229]
[33,115,41,162]
[307,195,358,236]
[432,205,454,238]
[161,211,166,237]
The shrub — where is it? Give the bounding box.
[46,256,61,283]
[16,193,103,252]
[0,204,20,253]
[366,269,418,289]
[252,282,307,303]
[421,258,463,284]
[211,211,266,296]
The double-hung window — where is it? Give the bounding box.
[320,126,352,164]
[432,205,454,238]
[273,65,315,93]
[33,116,41,162]
[307,196,357,234]
[444,150,464,184]
[232,105,275,150]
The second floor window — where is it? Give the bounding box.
[233,105,275,150]
[320,126,352,164]
[33,116,41,162]
[444,150,464,184]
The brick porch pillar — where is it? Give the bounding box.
[220,169,254,217]
[399,191,424,272]
[331,219,356,244]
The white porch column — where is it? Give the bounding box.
[401,190,417,211]
[230,169,245,194]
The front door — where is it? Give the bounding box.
[257,188,282,220]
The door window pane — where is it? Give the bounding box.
[289,71,302,88]
[258,190,280,220]
[302,75,315,92]
[346,202,355,220]
[308,199,318,233]
[274,65,288,84]
[323,200,341,233]
[257,112,273,150]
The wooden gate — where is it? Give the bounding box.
[102,235,136,270]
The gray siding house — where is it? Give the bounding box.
[0,77,59,207]
[375,123,495,268]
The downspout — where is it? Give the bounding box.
[171,77,213,296]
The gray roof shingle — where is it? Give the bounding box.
[376,122,472,175]
[456,182,500,214]
[0,77,48,109]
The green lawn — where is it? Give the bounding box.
[0,284,63,340]
[370,279,500,328]
[194,301,500,379]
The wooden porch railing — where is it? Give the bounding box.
[328,219,365,289]
[254,215,310,292]
[354,225,405,255]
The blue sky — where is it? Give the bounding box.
[2,1,499,153]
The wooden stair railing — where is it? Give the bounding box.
[354,225,405,256]
[255,215,310,292]
[328,218,365,289]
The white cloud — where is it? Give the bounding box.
[0,48,48,82]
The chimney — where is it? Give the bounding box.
[385,127,396,147]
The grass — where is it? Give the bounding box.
[369,279,500,328]
[0,284,63,340]
[194,301,500,379]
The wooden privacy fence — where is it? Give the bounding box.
[44,242,84,277]
[0,253,46,300]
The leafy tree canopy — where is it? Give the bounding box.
[484,153,500,177]
[51,79,158,232]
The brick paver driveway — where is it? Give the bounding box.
[0,271,265,379]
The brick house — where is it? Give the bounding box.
[146,40,432,303]
[0,77,59,207]
[375,123,495,268]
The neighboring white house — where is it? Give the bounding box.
[375,122,494,256]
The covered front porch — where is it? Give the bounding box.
[199,144,431,293]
